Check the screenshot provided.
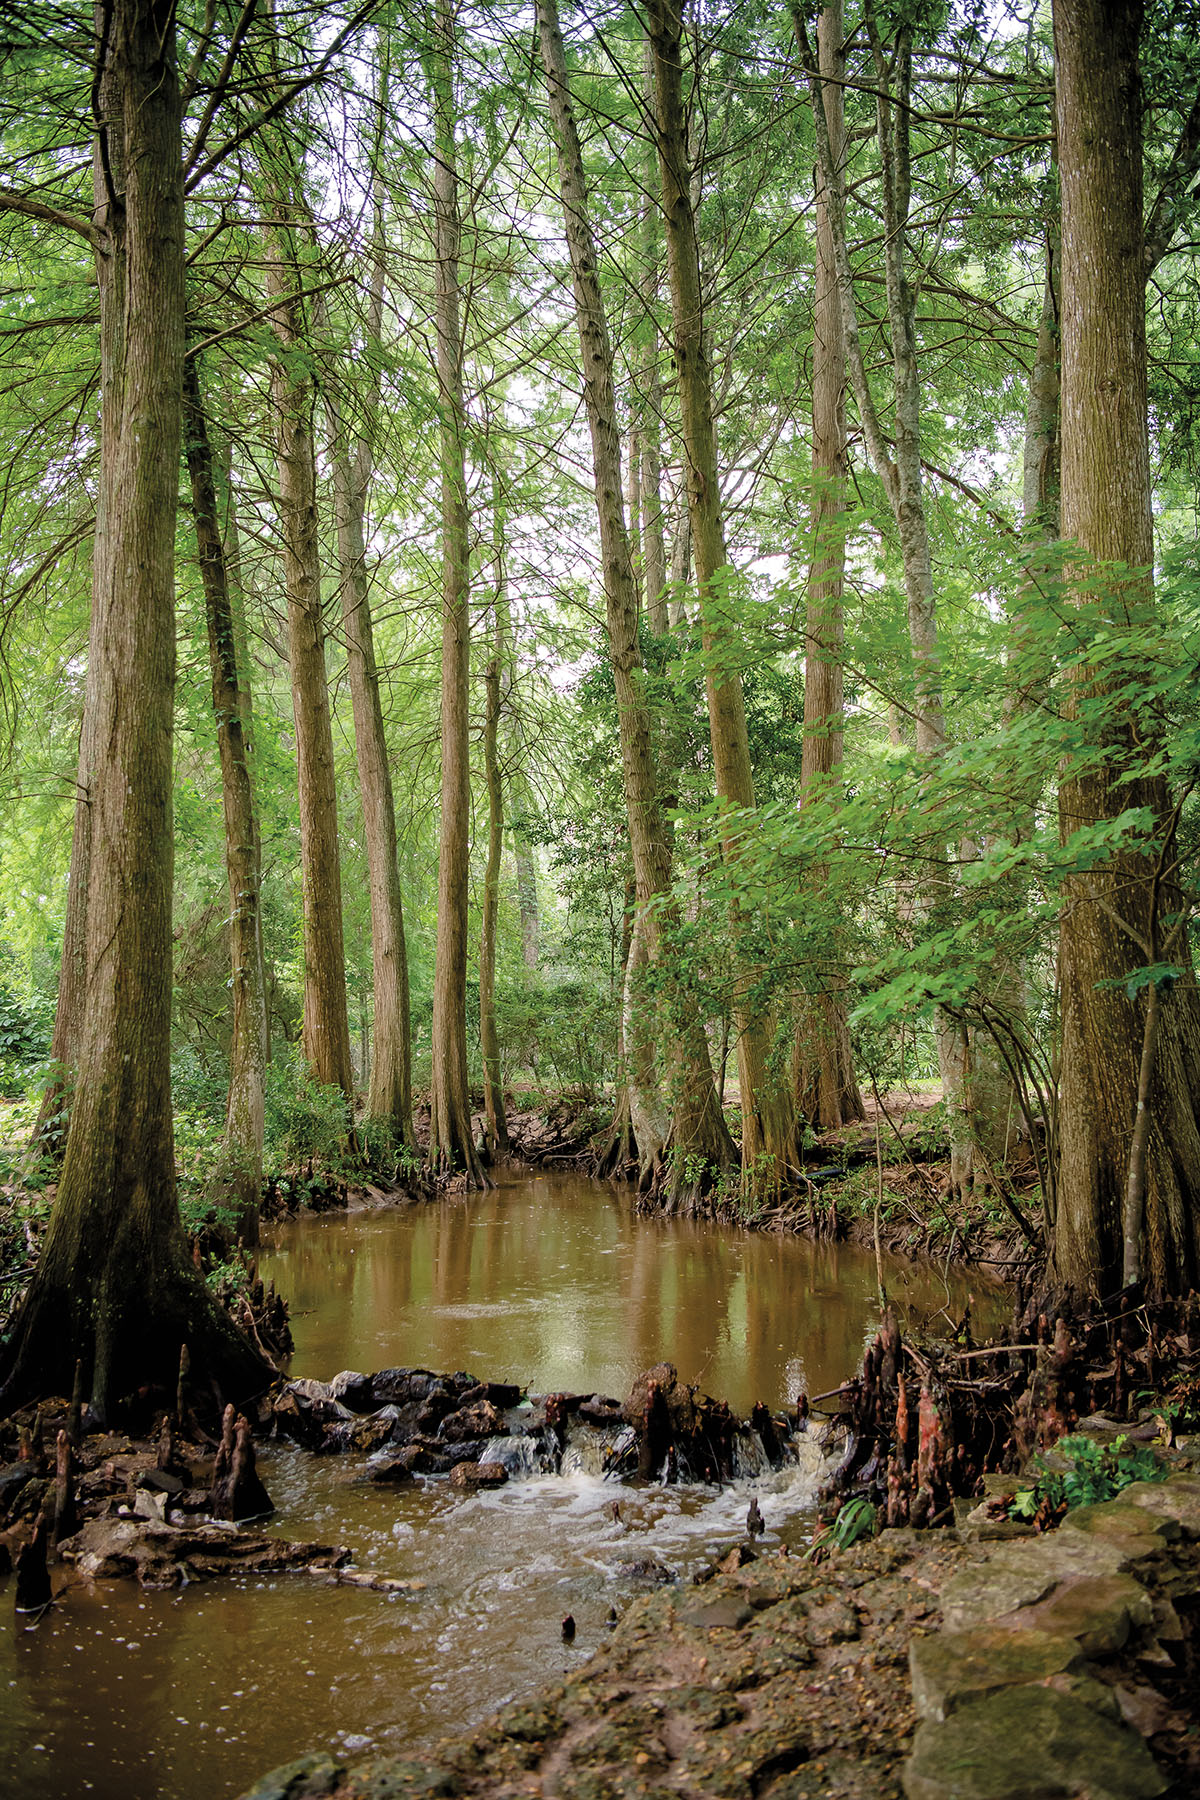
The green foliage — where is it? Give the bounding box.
[263,1054,353,1171]
[806,1496,878,1560]
[488,973,615,1099]
[0,980,52,1097]
[1008,1434,1167,1522]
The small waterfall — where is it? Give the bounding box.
[731,1429,770,1479]
[480,1434,555,1478]
[559,1420,632,1478]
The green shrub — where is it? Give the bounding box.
[1008,1433,1167,1522]
[263,1053,352,1171]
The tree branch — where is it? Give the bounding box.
[1144,82,1200,277]
[0,187,101,252]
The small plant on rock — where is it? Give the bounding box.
[1008,1432,1167,1525]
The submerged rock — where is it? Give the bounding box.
[61,1515,348,1588]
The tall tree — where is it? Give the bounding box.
[183,353,270,1245]
[0,0,268,1415]
[537,0,734,1201]
[797,0,977,1196]
[260,40,355,1104]
[648,0,797,1189]
[479,469,511,1159]
[428,0,485,1183]
[1052,0,1200,1298]
[321,106,416,1151]
[794,0,865,1134]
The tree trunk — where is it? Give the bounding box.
[1052,0,1200,1299]
[428,0,484,1184]
[666,466,692,628]
[536,0,733,1201]
[513,784,540,969]
[1,0,269,1418]
[798,3,974,1196]
[479,477,510,1158]
[30,5,132,1156]
[794,0,864,1135]
[260,82,354,1106]
[639,37,670,638]
[183,353,268,1246]
[648,0,796,1190]
[322,153,415,1151]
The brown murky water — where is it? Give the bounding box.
[0,1171,1003,1799]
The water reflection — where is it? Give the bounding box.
[261,1169,991,1413]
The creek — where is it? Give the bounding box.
[0,1169,1001,1799]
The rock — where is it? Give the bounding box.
[909,1626,1083,1722]
[577,1395,624,1426]
[137,1466,186,1496]
[1039,1669,1122,1720]
[329,1370,375,1412]
[287,1378,336,1406]
[717,1543,758,1573]
[1014,1572,1155,1656]
[939,1560,1058,1632]
[903,1687,1165,1800]
[617,1557,675,1583]
[61,1516,348,1587]
[1059,1499,1177,1550]
[347,1414,398,1455]
[459,1380,522,1410]
[680,1594,754,1631]
[368,1459,416,1485]
[367,1369,445,1407]
[1122,1475,1200,1537]
[448,1461,508,1489]
[235,1751,345,1799]
[438,1401,504,1443]
[941,1529,1147,1629]
[956,1498,1036,1544]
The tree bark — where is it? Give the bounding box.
[322,143,415,1150]
[479,476,510,1158]
[260,66,354,1105]
[639,40,670,640]
[1,0,269,1417]
[648,0,797,1189]
[1052,0,1200,1298]
[183,352,268,1245]
[536,0,733,1201]
[428,0,484,1184]
[30,4,130,1154]
[794,0,865,1135]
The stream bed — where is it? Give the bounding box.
[0,1170,1002,1799]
